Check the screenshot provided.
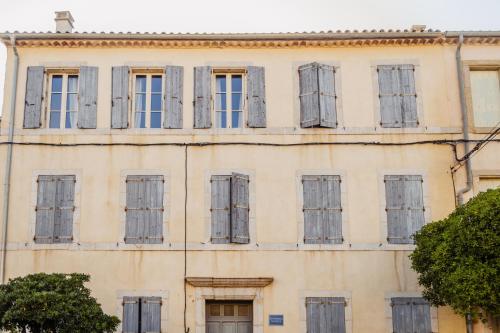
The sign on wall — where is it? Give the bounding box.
[269,314,284,326]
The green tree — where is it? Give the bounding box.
[0,273,119,333]
[410,188,500,327]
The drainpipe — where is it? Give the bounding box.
[0,34,19,283]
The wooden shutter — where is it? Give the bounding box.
[378,65,402,128]
[230,173,250,244]
[144,176,164,244]
[306,297,321,333]
[53,175,75,243]
[78,66,98,128]
[306,297,346,333]
[23,66,44,129]
[391,298,413,333]
[141,297,162,333]
[399,64,418,127]
[412,298,432,333]
[35,176,57,244]
[323,176,343,244]
[246,66,266,128]
[303,176,323,244]
[164,66,184,129]
[318,64,337,128]
[193,66,212,128]
[210,175,231,244]
[405,175,425,242]
[111,66,129,129]
[385,175,408,244]
[125,176,146,244]
[123,296,140,333]
[299,63,320,128]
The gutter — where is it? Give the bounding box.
[0,34,19,283]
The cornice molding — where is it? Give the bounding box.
[185,277,274,288]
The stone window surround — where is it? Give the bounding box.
[472,169,500,196]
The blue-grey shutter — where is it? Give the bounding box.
[35,176,57,244]
[246,66,266,128]
[123,296,140,333]
[164,66,184,129]
[125,176,146,244]
[193,66,212,128]
[23,66,44,129]
[306,297,346,333]
[144,176,164,244]
[306,297,321,333]
[392,298,413,333]
[111,66,129,129]
[318,64,337,128]
[210,175,231,244]
[385,175,408,244]
[299,63,320,128]
[323,176,343,244]
[141,297,161,333]
[378,65,402,128]
[412,298,432,333]
[78,66,98,128]
[399,64,418,127]
[230,173,250,244]
[53,175,75,243]
[405,175,425,242]
[303,176,323,244]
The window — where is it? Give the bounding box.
[477,176,500,193]
[377,64,418,128]
[391,297,431,333]
[206,301,252,332]
[302,175,343,244]
[125,175,164,244]
[34,175,76,244]
[214,73,244,128]
[384,175,425,244]
[210,173,249,244]
[123,296,161,333]
[133,74,163,128]
[306,297,346,333]
[48,73,79,129]
[470,70,500,128]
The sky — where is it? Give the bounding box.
[1,0,500,111]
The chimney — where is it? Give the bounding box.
[411,24,426,32]
[54,11,74,33]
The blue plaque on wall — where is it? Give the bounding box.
[269,314,284,326]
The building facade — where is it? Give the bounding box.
[0,13,499,333]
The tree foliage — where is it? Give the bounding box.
[410,188,500,321]
[0,273,119,333]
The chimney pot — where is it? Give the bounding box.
[54,11,74,33]
[411,25,426,32]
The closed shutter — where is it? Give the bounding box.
[306,297,346,333]
[23,66,45,129]
[399,64,418,127]
[35,176,57,244]
[53,175,75,243]
[141,297,162,333]
[303,176,323,244]
[123,296,140,333]
[306,297,321,333]
[391,298,413,333]
[125,176,146,244]
[144,176,164,244]
[246,66,266,128]
[111,66,129,129]
[385,175,409,244]
[323,176,343,244]
[378,65,402,128]
[412,298,432,333]
[230,173,250,244]
[405,175,425,242]
[78,66,99,128]
[210,175,231,244]
[299,63,320,128]
[318,64,337,128]
[164,66,184,129]
[193,66,212,128]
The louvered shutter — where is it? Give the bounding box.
[299,63,320,128]
[125,176,146,244]
[378,65,402,128]
[391,298,413,333]
[210,175,231,244]
[164,66,184,129]
[385,175,409,244]
[323,176,343,244]
[144,176,164,244]
[405,175,425,242]
[78,66,98,128]
[306,297,321,333]
[303,176,323,244]
[111,66,129,129]
[141,297,161,333]
[53,175,75,243]
[399,64,418,127]
[35,176,57,244]
[230,173,250,244]
[123,297,140,333]
[246,66,266,128]
[318,64,337,128]
[23,66,44,129]
[412,298,432,333]
[193,66,212,128]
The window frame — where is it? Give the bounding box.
[130,69,165,129]
[299,291,352,333]
[45,69,80,129]
[211,68,247,129]
[116,290,168,333]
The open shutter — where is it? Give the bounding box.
[125,176,146,244]
[210,175,231,244]
[23,66,44,128]
[111,66,129,129]
[405,175,425,243]
[141,297,161,333]
[35,176,57,244]
[123,297,140,333]
[391,298,413,333]
[306,297,321,333]
[53,176,75,243]
[193,66,212,128]
[246,66,266,128]
[78,66,98,128]
[385,175,409,244]
[230,173,250,244]
[164,66,184,129]
[323,176,343,244]
[144,176,164,244]
[412,298,432,333]
[378,65,402,128]
[399,64,418,127]
[299,63,320,128]
[318,64,337,128]
[303,176,323,244]
[324,297,346,333]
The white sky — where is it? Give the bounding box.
[1,0,500,111]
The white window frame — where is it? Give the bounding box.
[212,69,247,129]
[384,292,438,333]
[116,290,169,333]
[131,71,165,129]
[45,70,80,129]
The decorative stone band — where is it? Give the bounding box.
[185,277,274,288]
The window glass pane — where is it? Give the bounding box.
[151,75,162,93]
[50,93,62,111]
[51,75,63,93]
[215,93,226,110]
[49,111,61,128]
[231,75,242,92]
[136,75,147,93]
[151,94,162,112]
[232,93,242,110]
[135,93,146,112]
[135,112,146,128]
[216,75,226,93]
[224,305,234,316]
[216,111,227,128]
[232,111,242,128]
[65,111,77,128]
[151,112,161,128]
[66,93,77,111]
[67,75,78,93]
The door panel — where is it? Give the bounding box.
[206,301,252,333]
